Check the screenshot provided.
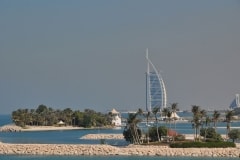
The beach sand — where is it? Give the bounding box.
[22,126,84,131]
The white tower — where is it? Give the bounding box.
[146,49,167,112]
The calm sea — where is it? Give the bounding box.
[0,114,239,160]
[1,114,240,144]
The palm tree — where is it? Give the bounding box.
[124,111,142,144]
[204,115,211,141]
[145,111,151,143]
[171,103,178,129]
[162,107,169,126]
[200,109,207,129]
[123,108,144,144]
[63,108,73,126]
[192,105,200,116]
[225,110,234,139]
[152,106,160,141]
[166,108,172,139]
[191,105,201,141]
[212,110,220,131]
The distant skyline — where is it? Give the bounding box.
[1,0,240,114]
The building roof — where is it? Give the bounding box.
[110,108,119,114]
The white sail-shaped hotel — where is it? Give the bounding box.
[229,94,240,110]
[146,49,167,112]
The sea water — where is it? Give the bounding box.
[0,115,240,160]
[1,114,240,144]
[0,114,240,160]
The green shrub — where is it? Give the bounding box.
[228,129,240,143]
[200,127,223,142]
[170,141,236,148]
[100,139,106,144]
[174,134,186,141]
[148,126,167,142]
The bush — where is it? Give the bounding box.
[174,134,186,141]
[228,129,240,143]
[170,141,236,148]
[148,126,167,142]
[200,127,223,141]
[123,127,142,144]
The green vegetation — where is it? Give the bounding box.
[191,105,207,141]
[123,106,183,145]
[228,129,240,143]
[12,104,112,128]
[123,105,237,149]
[170,141,236,148]
[123,111,142,144]
[148,126,167,142]
[200,127,223,142]
[225,110,234,137]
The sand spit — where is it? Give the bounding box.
[0,143,239,157]
[80,134,124,139]
[0,125,85,132]
[22,126,84,131]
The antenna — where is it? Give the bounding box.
[146,48,149,74]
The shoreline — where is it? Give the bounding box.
[1,125,240,157]
[0,124,113,132]
[22,126,85,131]
[0,142,239,157]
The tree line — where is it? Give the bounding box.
[123,104,240,144]
[12,104,112,128]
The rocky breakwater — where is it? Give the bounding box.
[0,143,240,157]
[0,125,22,132]
[0,143,118,156]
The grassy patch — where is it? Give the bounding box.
[169,141,236,148]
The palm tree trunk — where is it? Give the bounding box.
[130,126,136,144]
[133,124,141,144]
[226,123,230,139]
[146,116,149,144]
[156,119,160,142]
[195,127,198,141]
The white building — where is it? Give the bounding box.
[229,94,240,109]
[110,108,122,126]
[146,49,167,112]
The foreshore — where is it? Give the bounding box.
[1,125,240,157]
[0,142,239,157]
[0,125,85,132]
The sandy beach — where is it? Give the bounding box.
[22,126,84,131]
[0,125,86,132]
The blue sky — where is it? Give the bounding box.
[0,0,240,114]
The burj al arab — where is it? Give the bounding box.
[146,49,167,112]
[229,94,240,110]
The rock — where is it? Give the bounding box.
[0,125,22,132]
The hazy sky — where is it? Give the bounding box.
[1,0,240,114]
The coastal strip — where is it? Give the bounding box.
[0,125,84,132]
[80,134,124,139]
[0,143,239,157]
[80,134,195,140]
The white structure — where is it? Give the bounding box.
[110,108,122,126]
[57,120,65,126]
[229,94,240,109]
[170,112,180,120]
[146,49,167,112]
